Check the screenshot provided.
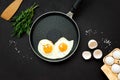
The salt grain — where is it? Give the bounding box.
[102,38,112,49]
[8,40,16,46]
[30,57,33,60]
[85,29,98,36]
[17,50,20,53]
[23,56,25,58]
[103,38,112,46]
[15,47,18,51]
[85,29,112,49]
[8,40,33,62]
[94,30,97,34]
[85,29,92,35]
[101,32,104,34]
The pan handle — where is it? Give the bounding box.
[67,0,82,18]
[71,0,82,13]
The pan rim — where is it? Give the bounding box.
[29,11,80,62]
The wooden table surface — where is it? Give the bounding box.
[0,0,120,80]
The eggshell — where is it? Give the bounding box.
[93,49,103,59]
[82,51,92,60]
[88,39,98,49]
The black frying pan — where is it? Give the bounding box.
[29,0,82,62]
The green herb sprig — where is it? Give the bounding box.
[11,3,39,38]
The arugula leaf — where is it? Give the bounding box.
[11,3,39,38]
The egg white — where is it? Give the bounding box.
[38,37,74,59]
[54,37,74,59]
[38,39,57,59]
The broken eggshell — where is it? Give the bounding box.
[82,51,92,60]
[93,49,103,59]
[88,39,98,49]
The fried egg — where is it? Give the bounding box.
[38,37,74,59]
[38,39,56,59]
[54,37,74,58]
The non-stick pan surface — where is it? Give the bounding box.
[29,11,80,62]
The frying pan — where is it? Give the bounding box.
[29,0,82,62]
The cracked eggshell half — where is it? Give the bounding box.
[93,49,103,59]
[82,51,92,60]
[88,39,98,49]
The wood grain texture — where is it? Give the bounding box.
[0,0,23,20]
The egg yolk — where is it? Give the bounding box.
[43,44,53,54]
[59,43,68,52]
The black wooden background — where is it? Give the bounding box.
[0,0,120,80]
